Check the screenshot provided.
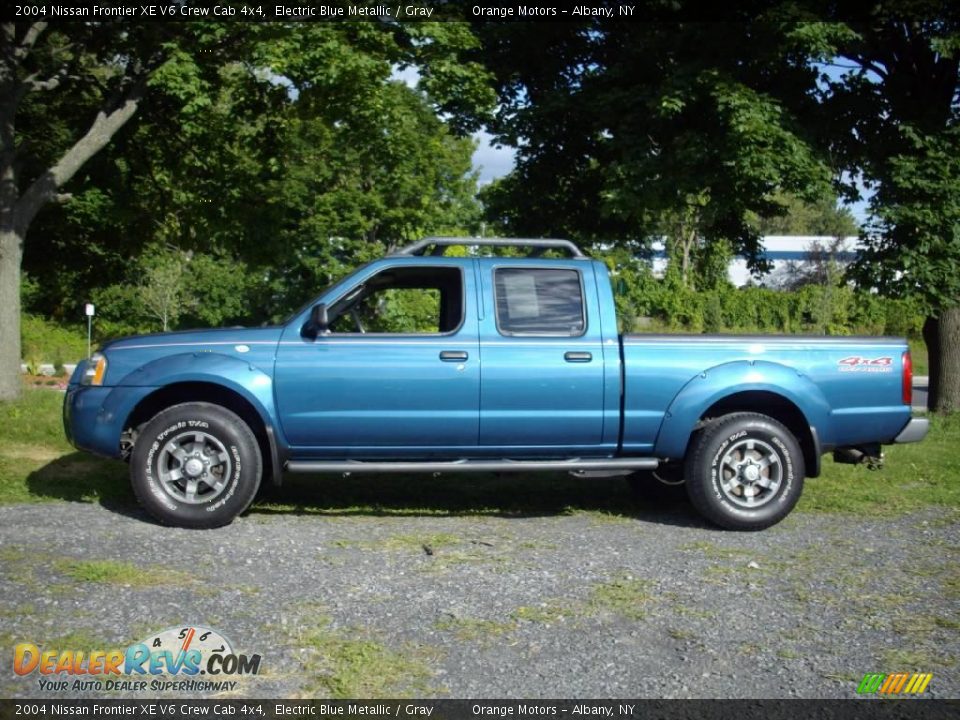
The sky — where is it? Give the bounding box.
[472,130,516,185]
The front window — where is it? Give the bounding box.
[328,265,464,335]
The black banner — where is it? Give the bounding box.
[1,700,959,720]
[4,0,959,24]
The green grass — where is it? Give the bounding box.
[800,413,960,515]
[354,532,462,552]
[299,621,439,698]
[53,559,191,587]
[880,648,956,670]
[0,389,128,506]
[433,617,515,643]
[1,386,958,521]
[909,338,929,376]
[586,574,654,620]
[511,604,572,624]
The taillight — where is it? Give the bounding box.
[902,350,912,406]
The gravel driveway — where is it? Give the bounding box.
[1,484,957,699]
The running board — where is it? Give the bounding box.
[285,457,659,474]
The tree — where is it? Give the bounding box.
[775,237,849,291]
[474,20,831,279]
[138,247,192,333]
[260,80,481,315]
[785,13,960,410]
[0,22,256,400]
[1,22,494,399]
[749,191,859,237]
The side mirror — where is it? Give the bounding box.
[303,303,329,338]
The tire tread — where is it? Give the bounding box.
[685,412,804,531]
[130,402,262,529]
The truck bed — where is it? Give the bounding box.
[620,334,912,458]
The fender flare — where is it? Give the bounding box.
[653,360,833,464]
[116,352,286,484]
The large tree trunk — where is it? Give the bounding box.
[0,74,145,402]
[0,227,23,401]
[923,308,960,413]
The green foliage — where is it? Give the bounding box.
[18,23,490,336]
[181,252,251,328]
[612,274,922,337]
[748,191,860,237]
[476,22,831,269]
[262,81,482,318]
[365,289,441,334]
[137,247,192,332]
[852,125,960,315]
[784,18,960,318]
[89,284,150,341]
[85,246,252,337]
[20,315,88,366]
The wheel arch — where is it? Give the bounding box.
[123,381,284,486]
[653,361,830,478]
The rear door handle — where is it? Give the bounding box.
[564,351,592,363]
[440,351,469,362]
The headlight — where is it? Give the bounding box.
[82,353,107,386]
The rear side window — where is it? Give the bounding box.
[494,268,585,336]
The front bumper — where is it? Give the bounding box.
[893,417,930,444]
[63,384,156,458]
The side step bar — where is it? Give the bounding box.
[286,457,659,474]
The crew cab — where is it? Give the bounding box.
[64,237,928,530]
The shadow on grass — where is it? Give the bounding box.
[25,452,131,504]
[24,455,709,529]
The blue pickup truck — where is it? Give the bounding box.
[65,238,928,530]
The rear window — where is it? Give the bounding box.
[494,268,585,336]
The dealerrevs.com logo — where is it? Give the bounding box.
[13,626,262,693]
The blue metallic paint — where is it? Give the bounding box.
[476,257,611,451]
[274,257,481,454]
[621,337,911,458]
[64,254,919,472]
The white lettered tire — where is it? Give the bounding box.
[685,412,804,530]
[130,402,262,528]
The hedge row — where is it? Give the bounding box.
[614,281,924,337]
[21,314,90,371]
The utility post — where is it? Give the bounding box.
[85,303,95,358]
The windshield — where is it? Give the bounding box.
[280,262,372,325]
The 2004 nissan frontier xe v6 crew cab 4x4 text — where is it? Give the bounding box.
[64,237,929,530]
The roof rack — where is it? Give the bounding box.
[392,236,587,259]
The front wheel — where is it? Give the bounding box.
[685,412,804,531]
[130,402,262,528]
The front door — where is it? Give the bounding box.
[274,261,480,455]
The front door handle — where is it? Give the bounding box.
[564,351,593,363]
[440,351,469,362]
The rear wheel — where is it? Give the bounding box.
[685,412,804,530]
[130,402,262,528]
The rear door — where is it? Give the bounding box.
[477,259,607,452]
